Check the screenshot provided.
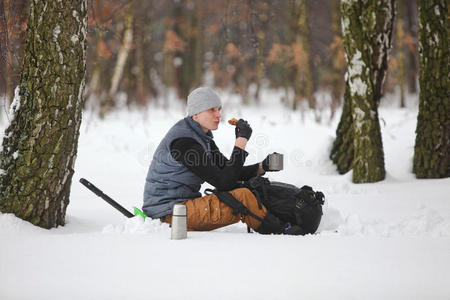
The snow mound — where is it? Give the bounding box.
[99,204,450,238]
[0,213,45,235]
[331,206,450,237]
[102,216,170,234]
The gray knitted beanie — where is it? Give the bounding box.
[187,87,222,116]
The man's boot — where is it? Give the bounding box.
[255,212,305,235]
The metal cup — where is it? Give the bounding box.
[171,204,187,240]
[267,152,284,171]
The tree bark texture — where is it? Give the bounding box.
[413,0,449,178]
[0,0,87,228]
[331,0,395,183]
[330,84,354,174]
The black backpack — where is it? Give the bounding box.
[243,176,325,234]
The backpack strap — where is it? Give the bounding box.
[204,188,264,223]
[252,189,263,209]
[243,176,270,207]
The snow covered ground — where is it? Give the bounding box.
[1,91,449,300]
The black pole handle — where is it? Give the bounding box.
[79,178,134,218]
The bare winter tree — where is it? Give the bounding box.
[413,0,449,178]
[0,0,28,105]
[0,0,87,229]
[291,0,316,109]
[248,0,271,102]
[100,0,134,117]
[330,0,396,183]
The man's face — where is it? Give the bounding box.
[193,106,222,132]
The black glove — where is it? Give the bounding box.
[262,155,272,172]
[235,119,252,140]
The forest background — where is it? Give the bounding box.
[0,0,419,117]
[0,3,449,298]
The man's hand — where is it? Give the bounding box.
[257,163,266,175]
[235,119,252,140]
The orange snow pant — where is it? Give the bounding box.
[161,188,267,231]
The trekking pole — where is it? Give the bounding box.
[79,178,135,218]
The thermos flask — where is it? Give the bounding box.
[171,204,187,240]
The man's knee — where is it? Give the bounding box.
[230,187,266,213]
[229,187,254,200]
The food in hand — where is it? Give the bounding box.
[228,118,239,126]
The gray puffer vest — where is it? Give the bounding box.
[142,117,213,218]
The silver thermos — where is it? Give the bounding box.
[171,204,187,240]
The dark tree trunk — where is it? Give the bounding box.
[405,0,419,94]
[413,0,449,178]
[292,0,315,109]
[331,0,395,183]
[330,84,354,174]
[396,0,406,107]
[248,0,270,102]
[133,1,153,106]
[173,0,203,101]
[329,0,345,120]
[0,0,87,229]
[1,0,14,103]
[0,0,29,105]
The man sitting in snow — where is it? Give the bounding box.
[142,87,304,235]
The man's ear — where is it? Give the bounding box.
[192,114,198,121]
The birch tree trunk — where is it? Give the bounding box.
[100,0,134,117]
[413,0,449,178]
[0,0,87,229]
[331,0,395,183]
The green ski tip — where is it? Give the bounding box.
[133,207,147,220]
